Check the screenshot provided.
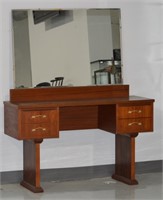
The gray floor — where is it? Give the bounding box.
[0,172,162,200]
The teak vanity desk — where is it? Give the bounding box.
[4,85,154,193]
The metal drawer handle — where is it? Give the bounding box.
[31,115,47,119]
[128,122,142,126]
[128,110,142,114]
[32,127,46,132]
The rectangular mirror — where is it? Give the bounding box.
[12,9,122,88]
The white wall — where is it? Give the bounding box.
[0,0,163,172]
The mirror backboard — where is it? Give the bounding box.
[12,9,122,88]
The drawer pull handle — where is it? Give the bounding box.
[32,127,46,132]
[128,122,142,126]
[128,110,142,114]
[31,115,47,119]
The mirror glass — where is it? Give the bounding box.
[12,9,122,88]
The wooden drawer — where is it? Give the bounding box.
[19,109,59,139]
[117,118,153,134]
[118,105,152,119]
[21,110,52,123]
[20,122,59,139]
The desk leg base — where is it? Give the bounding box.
[113,133,139,185]
[112,174,138,185]
[20,181,44,193]
[22,139,43,193]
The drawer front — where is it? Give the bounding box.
[118,105,152,119]
[21,110,53,123]
[117,118,153,134]
[21,122,59,139]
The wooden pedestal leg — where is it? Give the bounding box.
[20,139,44,193]
[112,133,138,185]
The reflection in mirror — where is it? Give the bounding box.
[12,9,122,88]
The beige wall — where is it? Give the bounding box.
[13,13,32,88]
[87,9,113,61]
[28,9,91,86]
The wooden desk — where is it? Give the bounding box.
[4,85,154,193]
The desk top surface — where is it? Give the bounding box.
[5,96,154,109]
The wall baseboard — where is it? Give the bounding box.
[0,160,162,185]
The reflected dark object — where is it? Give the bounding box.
[113,49,121,61]
[35,82,51,87]
[33,10,60,24]
[50,77,64,86]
